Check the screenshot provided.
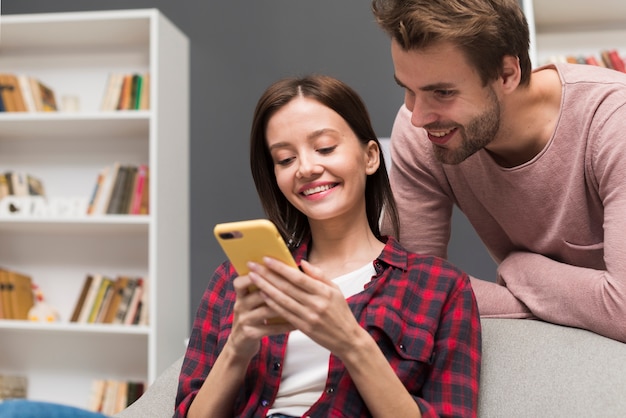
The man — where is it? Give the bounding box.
[372,0,626,342]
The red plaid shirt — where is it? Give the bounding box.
[175,236,481,417]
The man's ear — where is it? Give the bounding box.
[365,140,381,175]
[500,55,522,93]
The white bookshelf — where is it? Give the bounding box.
[0,9,189,408]
[523,0,626,67]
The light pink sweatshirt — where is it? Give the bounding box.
[386,63,626,342]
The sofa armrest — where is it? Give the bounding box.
[113,356,183,418]
[478,318,626,417]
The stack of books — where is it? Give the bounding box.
[547,48,626,72]
[0,73,57,112]
[70,275,147,326]
[86,163,149,216]
[88,379,145,415]
[0,171,46,201]
[100,72,150,111]
[0,375,28,400]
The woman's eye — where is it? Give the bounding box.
[276,157,294,166]
[317,146,336,155]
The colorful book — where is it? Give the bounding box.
[87,276,113,323]
[102,276,128,324]
[77,274,102,323]
[124,278,144,325]
[70,275,94,322]
[113,277,139,324]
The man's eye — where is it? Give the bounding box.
[435,90,455,98]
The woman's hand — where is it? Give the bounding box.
[228,272,295,361]
[247,258,363,359]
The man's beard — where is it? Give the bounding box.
[432,88,501,165]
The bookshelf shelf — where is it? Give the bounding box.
[0,320,150,335]
[0,9,189,410]
[0,217,150,234]
[523,0,626,67]
[0,112,150,139]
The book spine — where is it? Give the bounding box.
[113,278,138,324]
[70,275,94,322]
[77,274,102,323]
[87,277,113,323]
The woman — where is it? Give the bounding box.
[175,75,481,417]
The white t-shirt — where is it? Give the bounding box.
[267,262,376,416]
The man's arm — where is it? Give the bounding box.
[499,112,626,342]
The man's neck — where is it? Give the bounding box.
[488,66,562,168]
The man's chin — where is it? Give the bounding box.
[433,145,468,165]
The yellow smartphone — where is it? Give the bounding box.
[214,219,297,276]
[214,219,297,325]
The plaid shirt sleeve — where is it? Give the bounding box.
[174,262,236,417]
[414,261,481,417]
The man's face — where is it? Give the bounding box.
[391,40,501,164]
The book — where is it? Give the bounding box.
[16,75,37,112]
[0,174,10,200]
[0,74,16,112]
[124,278,144,325]
[95,282,115,323]
[0,73,27,112]
[0,374,28,400]
[138,73,150,110]
[27,174,46,196]
[6,172,29,196]
[87,276,113,323]
[119,165,138,214]
[126,381,145,406]
[607,49,626,73]
[100,73,125,112]
[86,166,110,215]
[38,80,58,111]
[77,274,102,323]
[113,277,139,324]
[7,270,34,320]
[0,270,12,319]
[87,379,106,412]
[129,165,148,214]
[116,74,134,110]
[129,74,141,110]
[101,276,128,324]
[0,281,3,320]
[101,379,120,415]
[114,380,129,414]
[28,78,58,112]
[106,165,130,214]
[600,50,614,69]
[93,162,121,215]
[138,166,150,215]
[70,275,94,322]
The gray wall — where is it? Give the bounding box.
[3,1,496,324]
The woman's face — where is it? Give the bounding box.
[265,96,379,224]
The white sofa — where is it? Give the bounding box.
[114,318,626,417]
